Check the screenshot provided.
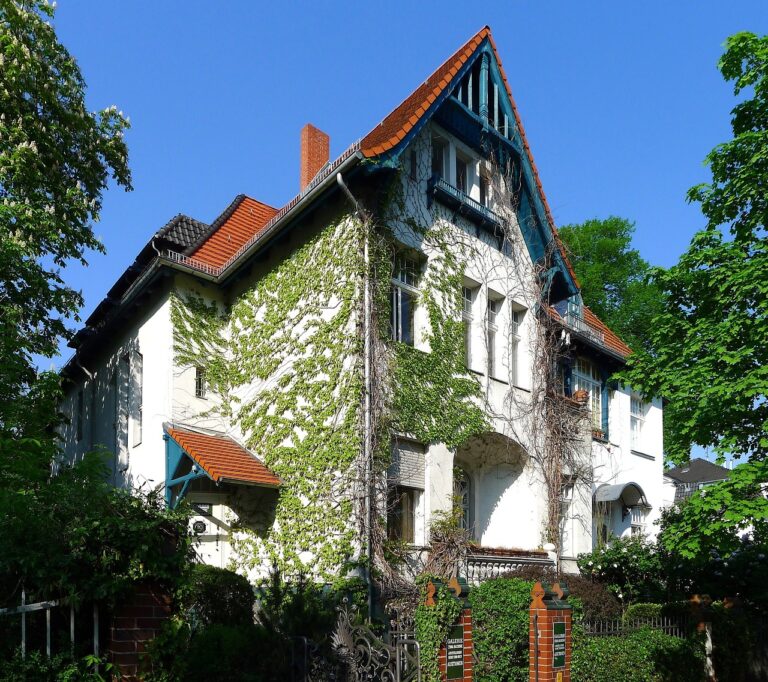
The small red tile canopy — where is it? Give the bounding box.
[165,424,280,488]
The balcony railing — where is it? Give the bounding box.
[465,547,554,584]
[428,175,504,228]
[563,310,605,345]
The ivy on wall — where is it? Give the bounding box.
[172,217,364,579]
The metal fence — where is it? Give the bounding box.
[580,615,689,639]
[0,590,100,660]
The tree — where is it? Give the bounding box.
[0,0,131,437]
[623,32,768,466]
[558,216,664,356]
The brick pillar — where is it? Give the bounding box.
[108,583,171,681]
[529,581,572,682]
[438,606,473,681]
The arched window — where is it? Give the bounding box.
[453,466,472,533]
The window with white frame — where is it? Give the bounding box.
[431,135,448,180]
[486,295,502,379]
[455,153,471,195]
[559,478,576,557]
[388,439,425,544]
[479,174,489,207]
[630,506,647,537]
[390,254,419,346]
[573,358,602,431]
[462,284,476,367]
[509,308,523,386]
[630,396,647,450]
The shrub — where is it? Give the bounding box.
[502,565,621,619]
[572,626,705,682]
[469,577,533,682]
[182,564,255,630]
[414,577,464,682]
[577,536,665,604]
[624,602,663,621]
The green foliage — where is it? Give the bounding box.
[181,564,255,630]
[571,626,705,682]
[0,0,130,429]
[577,536,665,604]
[624,603,663,621]
[623,32,768,465]
[501,565,622,619]
[146,565,352,682]
[469,578,534,682]
[558,217,664,356]
[657,468,768,603]
[0,651,112,682]
[0,446,192,605]
[414,579,463,682]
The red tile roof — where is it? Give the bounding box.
[582,307,632,358]
[165,425,280,487]
[189,195,278,269]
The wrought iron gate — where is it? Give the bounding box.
[293,604,420,682]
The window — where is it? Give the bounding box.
[559,479,575,556]
[462,285,476,367]
[573,358,603,431]
[388,487,420,543]
[509,308,523,386]
[456,155,468,194]
[454,466,472,532]
[76,390,84,442]
[131,351,143,446]
[630,396,646,450]
[390,254,419,346]
[388,439,425,544]
[431,136,447,180]
[630,506,646,536]
[487,296,502,378]
[195,367,207,399]
[479,175,489,207]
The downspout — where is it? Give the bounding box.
[336,172,375,622]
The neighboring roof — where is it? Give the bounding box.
[165,425,280,487]
[188,195,278,269]
[595,482,649,508]
[157,214,211,252]
[665,458,731,485]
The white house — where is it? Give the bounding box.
[59,26,664,584]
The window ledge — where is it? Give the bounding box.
[513,384,531,393]
[489,376,508,386]
[631,449,656,461]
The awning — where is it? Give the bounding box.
[594,482,650,508]
[164,423,280,507]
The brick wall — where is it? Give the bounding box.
[529,603,572,682]
[108,583,171,681]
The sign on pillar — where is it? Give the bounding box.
[426,576,474,681]
[529,581,572,682]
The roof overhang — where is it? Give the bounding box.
[594,482,650,509]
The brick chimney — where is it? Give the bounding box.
[300,123,330,192]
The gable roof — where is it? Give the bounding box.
[165,424,280,487]
[665,458,731,485]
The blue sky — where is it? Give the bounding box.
[50,0,766,377]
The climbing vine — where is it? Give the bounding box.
[413,578,463,682]
[172,217,364,579]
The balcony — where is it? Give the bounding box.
[563,310,605,345]
[465,546,554,584]
[428,175,504,229]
